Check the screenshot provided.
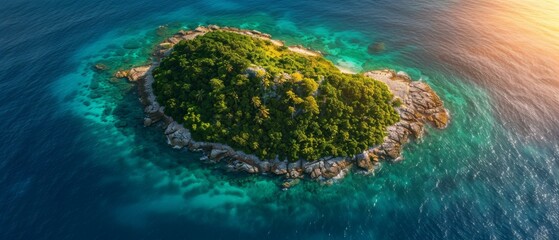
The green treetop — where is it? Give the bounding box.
[153,31,399,162]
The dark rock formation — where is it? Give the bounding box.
[94,63,109,71]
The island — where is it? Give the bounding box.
[115,25,449,186]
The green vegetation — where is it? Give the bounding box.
[392,97,403,108]
[153,31,399,161]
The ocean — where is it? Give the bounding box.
[1,0,558,239]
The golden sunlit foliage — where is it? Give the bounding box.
[153,31,399,161]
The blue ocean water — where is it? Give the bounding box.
[1,0,559,239]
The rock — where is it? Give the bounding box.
[408,121,424,138]
[166,37,181,44]
[271,161,288,175]
[164,122,191,148]
[287,161,303,178]
[322,158,351,178]
[396,71,412,81]
[399,107,417,121]
[258,161,271,172]
[194,26,209,33]
[311,158,350,179]
[431,111,449,128]
[167,129,191,148]
[127,66,150,81]
[114,70,129,78]
[281,178,300,189]
[355,152,373,171]
[368,41,385,54]
[311,167,322,179]
[208,25,220,30]
[364,68,449,162]
[159,42,172,49]
[94,63,109,71]
[229,160,259,173]
[144,102,161,114]
[143,117,153,127]
[382,140,402,159]
[164,122,180,135]
[210,149,229,161]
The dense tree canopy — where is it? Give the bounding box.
[153,31,399,161]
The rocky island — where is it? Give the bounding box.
[115,26,449,186]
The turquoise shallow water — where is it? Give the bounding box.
[2,0,559,239]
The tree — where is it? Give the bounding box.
[304,96,319,114]
[152,31,399,162]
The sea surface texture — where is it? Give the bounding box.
[1,0,558,239]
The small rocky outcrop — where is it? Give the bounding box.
[364,70,449,162]
[281,178,300,189]
[121,26,449,184]
[114,66,150,81]
[227,160,259,173]
[355,151,374,171]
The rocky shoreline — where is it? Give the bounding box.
[115,25,449,187]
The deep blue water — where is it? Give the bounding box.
[1,0,559,239]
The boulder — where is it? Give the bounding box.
[229,161,259,173]
[166,37,181,44]
[144,102,161,114]
[166,129,191,148]
[287,161,303,178]
[210,149,230,161]
[271,161,288,175]
[194,26,209,33]
[164,122,180,135]
[159,42,173,49]
[396,71,412,81]
[127,66,150,81]
[408,121,424,138]
[382,140,402,159]
[355,152,373,171]
[258,161,271,172]
[114,70,129,78]
[281,178,300,189]
[431,111,449,128]
[143,117,153,127]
